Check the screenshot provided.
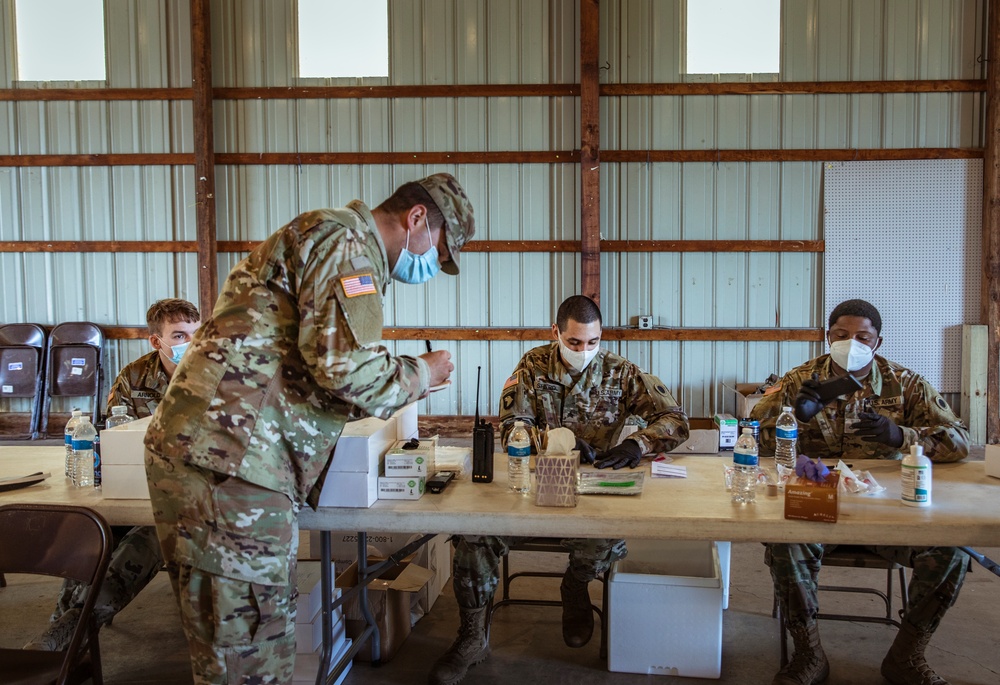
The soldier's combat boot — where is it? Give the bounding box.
[428,605,490,685]
[880,622,949,685]
[560,568,594,648]
[22,607,82,652]
[772,621,829,685]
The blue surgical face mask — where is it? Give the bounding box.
[391,225,440,284]
[159,338,190,365]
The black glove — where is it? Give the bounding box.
[594,440,644,470]
[575,437,597,465]
[793,374,825,422]
[854,411,904,448]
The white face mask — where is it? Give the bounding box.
[830,339,876,372]
[558,337,600,373]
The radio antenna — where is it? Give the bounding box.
[474,365,482,425]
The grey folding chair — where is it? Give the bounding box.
[40,322,104,438]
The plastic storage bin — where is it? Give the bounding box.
[608,540,723,679]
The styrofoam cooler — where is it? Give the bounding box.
[608,540,723,679]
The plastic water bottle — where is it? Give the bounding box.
[507,420,531,494]
[774,405,798,471]
[64,409,83,478]
[97,405,135,488]
[71,416,97,488]
[731,427,759,504]
[901,444,932,507]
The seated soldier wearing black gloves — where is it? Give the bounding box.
[751,299,970,685]
[429,295,689,685]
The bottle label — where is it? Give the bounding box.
[508,445,531,457]
[65,434,73,446]
[733,450,758,467]
[901,465,931,503]
[776,427,798,440]
[71,439,94,451]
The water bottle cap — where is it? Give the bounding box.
[514,420,524,427]
[781,406,793,413]
[112,405,127,414]
[71,409,83,416]
[742,427,753,434]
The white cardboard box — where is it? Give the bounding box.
[295,609,346,655]
[713,413,739,451]
[986,445,1000,479]
[666,418,720,455]
[293,637,352,685]
[297,561,341,624]
[377,476,425,500]
[734,383,765,419]
[100,415,153,465]
[318,470,379,508]
[609,540,723,679]
[101,463,150,499]
[384,438,435,478]
[328,416,397,473]
[393,401,419,440]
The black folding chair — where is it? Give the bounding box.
[40,322,104,438]
[0,323,48,439]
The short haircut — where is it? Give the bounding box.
[146,299,200,336]
[828,299,882,335]
[377,182,445,231]
[556,295,602,332]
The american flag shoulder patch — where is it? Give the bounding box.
[503,374,518,390]
[340,273,377,298]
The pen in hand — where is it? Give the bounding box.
[425,340,432,354]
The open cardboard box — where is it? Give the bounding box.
[335,554,434,662]
[665,417,720,455]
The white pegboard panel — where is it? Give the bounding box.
[824,160,982,393]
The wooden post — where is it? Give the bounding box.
[962,324,988,444]
[984,0,1000,443]
[580,0,601,305]
[191,0,219,314]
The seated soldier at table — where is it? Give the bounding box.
[751,298,970,685]
[429,295,690,685]
[25,298,200,651]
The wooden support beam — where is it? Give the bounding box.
[601,79,986,96]
[962,325,988,445]
[580,0,601,304]
[985,0,1000,443]
[190,0,218,314]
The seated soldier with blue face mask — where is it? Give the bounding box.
[25,298,200,651]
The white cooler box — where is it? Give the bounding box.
[608,540,723,679]
[100,415,154,499]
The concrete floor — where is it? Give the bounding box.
[1,542,998,685]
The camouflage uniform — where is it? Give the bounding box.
[34,353,169,651]
[751,354,971,634]
[451,343,690,609]
[145,182,473,685]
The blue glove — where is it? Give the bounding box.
[794,454,830,482]
[575,437,597,465]
[594,440,644,470]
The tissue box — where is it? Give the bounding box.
[384,438,435,478]
[535,453,579,507]
[986,445,1000,479]
[713,413,739,450]
[784,472,841,523]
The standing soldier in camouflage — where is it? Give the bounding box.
[25,298,200,651]
[144,174,475,685]
[751,299,970,685]
[430,295,689,685]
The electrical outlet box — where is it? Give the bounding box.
[638,316,653,330]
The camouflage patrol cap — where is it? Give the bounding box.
[416,173,475,275]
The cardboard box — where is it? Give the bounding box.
[101,463,151,499]
[784,472,841,523]
[609,540,723,678]
[377,476,425,500]
[384,438,435,478]
[99,415,153,465]
[666,418,720,455]
[293,638,352,685]
[318,470,378,508]
[328,417,397,473]
[310,532,452,623]
[336,555,434,662]
[297,561,341,625]
[986,445,1000,479]
[734,383,765,419]
[713,413,739,451]
[393,402,419,440]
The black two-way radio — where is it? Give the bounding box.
[472,365,495,483]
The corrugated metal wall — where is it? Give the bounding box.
[0,0,984,418]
